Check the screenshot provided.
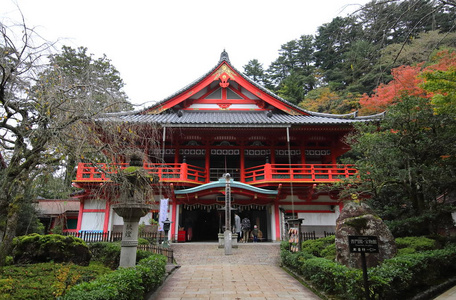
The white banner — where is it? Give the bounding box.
[158,198,169,231]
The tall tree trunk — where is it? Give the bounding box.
[0,196,21,267]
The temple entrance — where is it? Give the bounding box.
[180,206,270,242]
[181,207,219,242]
[235,208,269,241]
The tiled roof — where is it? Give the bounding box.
[99,110,375,127]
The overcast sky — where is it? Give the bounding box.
[2,0,370,109]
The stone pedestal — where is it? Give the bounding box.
[218,233,238,249]
[112,203,152,268]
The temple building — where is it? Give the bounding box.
[72,51,381,242]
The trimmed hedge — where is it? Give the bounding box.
[63,254,167,300]
[12,233,91,266]
[369,246,456,299]
[395,236,437,255]
[281,241,456,300]
[301,235,336,260]
[88,242,156,269]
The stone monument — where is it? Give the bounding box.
[335,201,397,268]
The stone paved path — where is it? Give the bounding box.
[150,243,321,300]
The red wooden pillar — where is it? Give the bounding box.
[330,141,337,164]
[205,143,210,183]
[76,200,84,232]
[171,198,178,238]
[301,144,306,164]
[240,144,245,182]
[274,200,281,241]
[174,146,180,164]
[103,199,110,233]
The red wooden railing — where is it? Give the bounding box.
[75,162,357,185]
[244,164,357,184]
[74,162,206,184]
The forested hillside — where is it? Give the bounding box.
[243,0,456,115]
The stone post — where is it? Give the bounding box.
[112,203,152,268]
[224,173,232,255]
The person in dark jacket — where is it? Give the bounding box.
[241,217,250,243]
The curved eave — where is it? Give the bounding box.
[98,51,386,121]
[174,178,278,195]
[135,55,309,116]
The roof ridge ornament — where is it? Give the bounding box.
[219,49,230,63]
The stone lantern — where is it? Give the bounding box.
[162,218,172,248]
[111,155,154,267]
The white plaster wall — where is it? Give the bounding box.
[298,212,338,226]
[139,213,153,226]
[84,199,106,209]
[80,212,104,231]
[229,104,261,109]
[188,104,219,109]
[110,211,153,226]
[111,210,123,225]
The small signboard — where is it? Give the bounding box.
[348,235,379,253]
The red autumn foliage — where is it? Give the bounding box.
[359,50,456,115]
[359,63,429,115]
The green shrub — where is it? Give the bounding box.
[63,255,167,300]
[395,236,437,251]
[12,234,91,266]
[301,235,335,257]
[320,244,336,260]
[135,255,167,290]
[89,242,121,269]
[280,241,290,251]
[89,242,156,269]
[369,246,456,299]
[138,238,150,245]
[0,261,111,300]
[136,249,154,262]
[397,247,416,256]
[280,238,456,300]
[5,256,13,266]
[300,257,364,299]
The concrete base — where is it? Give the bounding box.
[218,233,238,249]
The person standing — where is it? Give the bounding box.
[234,213,241,242]
[241,217,250,243]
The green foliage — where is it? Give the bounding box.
[280,240,290,251]
[138,237,150,245]
[63,255,166,300]
[88,242,156,269]
[240,1,456,112]
[12,233,91,266]
[300,257,364,298]
[89,242,121,269]
[395,236,437,251]
[301,235,335,259]
[0,261,111,300]
[369,246,456,299]
[344,94,456,236]
[281,237,456,300]
[385,208,455,237]
[134,255,167,291]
